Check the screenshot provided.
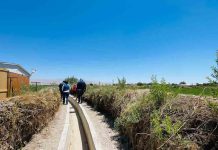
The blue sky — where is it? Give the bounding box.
[0,0,218,84]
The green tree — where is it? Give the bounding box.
[137,82,144,86]
[117,77,126,89]
[149,75,172,108]
[209,51,218,83]
[65,76,78,84]
[179,81,186,85]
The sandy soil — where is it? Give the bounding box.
[23,105,66,150]
[23,98,121,150]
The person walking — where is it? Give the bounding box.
[77,79,86,104]
[58,81,64,100]
[71,84,77,96]
[62,81,71,105]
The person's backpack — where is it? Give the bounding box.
[59,83,63,90]
[62,84,70,92]
[72,85,77,92]
[70,84,77,95]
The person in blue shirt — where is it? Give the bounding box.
[62,81,71,105]
[76,79,86,104]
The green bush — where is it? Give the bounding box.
[65,76,78,84]
[149,76,173,109]
[151,111,182,140]
[84,77,218,150]
[117,77,126,90]
[115,96,149,129]
[207,101,218,114]
[137,82,144,86]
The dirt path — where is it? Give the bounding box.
[23,104,86,150]
[80,103,120,150]
[23,98,121,150]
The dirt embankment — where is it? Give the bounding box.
[0,89,60,150]
[23,104,87,150]
[84,87,218,150]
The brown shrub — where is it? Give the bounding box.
[0,89,60,150]
[84,86,218,150]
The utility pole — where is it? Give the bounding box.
[31,82,41,91]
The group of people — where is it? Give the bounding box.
[58,79,86,105]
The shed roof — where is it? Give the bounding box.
[0,62,31,77]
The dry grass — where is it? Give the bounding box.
[84,85,218,150]
[0,88,60,150]
[158,95,218,150]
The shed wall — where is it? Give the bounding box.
[0,70,29,98]
[0,70,8,99]
[8,72,29,96]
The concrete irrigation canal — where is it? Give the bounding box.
[23,96,120,150]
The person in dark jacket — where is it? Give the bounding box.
[58,81,64,100]
[62,81,71,105]
[77,79,86,104]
